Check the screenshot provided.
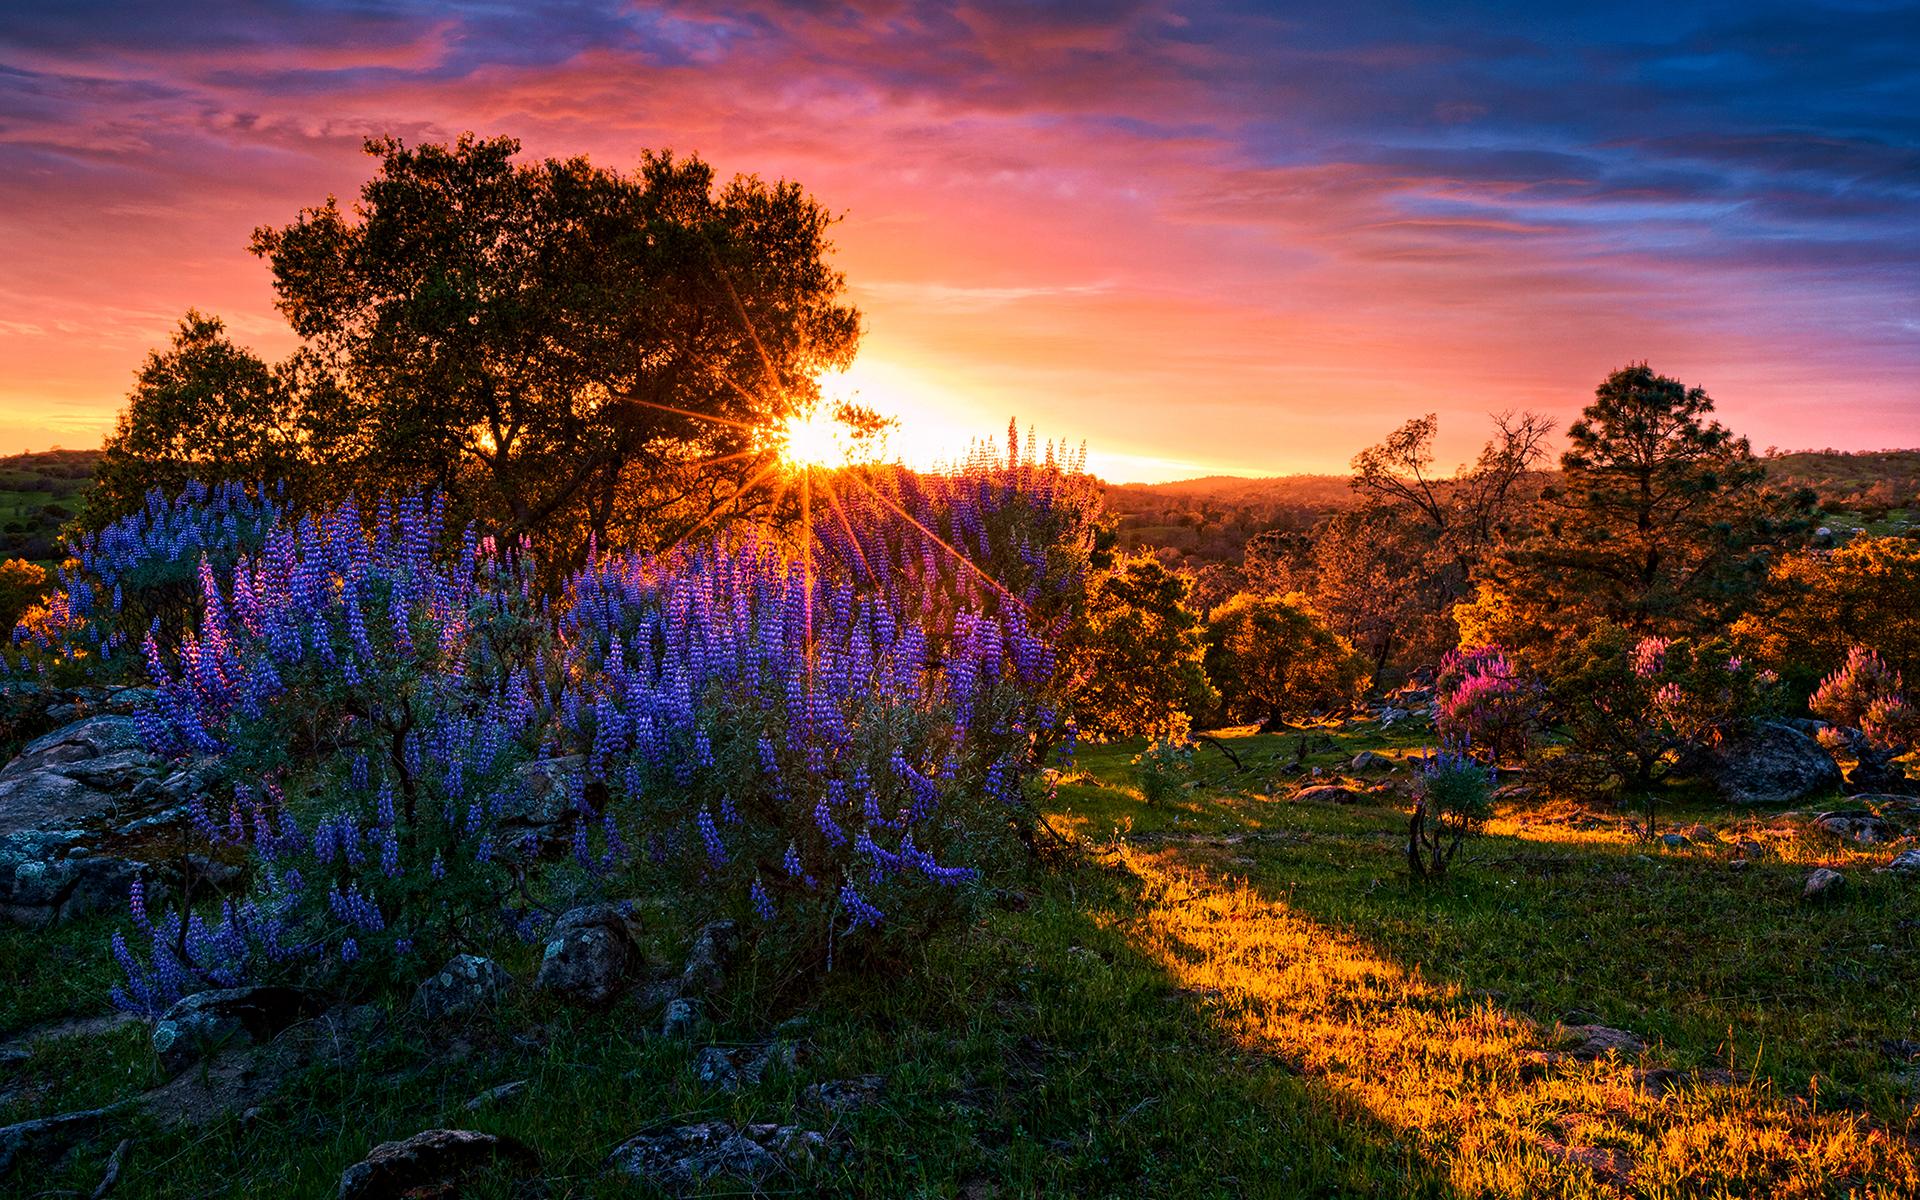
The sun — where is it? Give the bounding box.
[778,406,848,470]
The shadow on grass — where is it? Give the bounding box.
[1,862,1464,1199]
[1116,814,1920,1199]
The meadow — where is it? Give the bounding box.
[3,719,1916,1198]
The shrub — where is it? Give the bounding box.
[1060,550,1216,741]
[1548,625,1779,809]
[1203,592,1369,730]
[1131,714,1197,807]
[116,496,549,1012]
[557,531,1061,968]
[1810,646,1917,792]
[10,481,283,683]
[1407,748,1494,879]
[1434,644,1539,764]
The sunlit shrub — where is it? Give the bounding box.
[9,481,283,683]
[1434,644,1539,764]
[1810,646,1917,792]
[1203,591,1370,730]
[1132,714,1197,807]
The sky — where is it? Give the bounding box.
[1,1,1916,482]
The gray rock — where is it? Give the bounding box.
[535,903,644,1005]
[605,1121,828,1188]
[1711,721,1842,805]
[1803,867,1846,901]
[1566,1025,1644,1060]
[680,919,738,999]
[1812,811,1895,844]
[1660,833,1689,849]
[803,1075,885,1113]
[337,1128,536,1200]
[151,986,320,1076]
[661,998,701,1040]
[1883,849,1920,874]
[0,712,212,927]
[693,1041,800,1093]
[412,954,510,1021]
[0,1104,124,1177]
[1350,751,1390,772]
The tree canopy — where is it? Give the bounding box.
[90,135,862,560]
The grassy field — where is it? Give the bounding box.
[3,721,1918,1197]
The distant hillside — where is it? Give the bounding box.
[1101,474,1354,563]
[1763,448,1920,514]
[0,449,98,564]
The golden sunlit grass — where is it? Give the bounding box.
[1118,846,1919,1197]
[1053,726,1920,1197]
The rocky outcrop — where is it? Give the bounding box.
[151,985,324,1076]
[0,710,212,927]
[606,1121,830,1190]
[1711,721,1842,805]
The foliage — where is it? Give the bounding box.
[90,135,861,571]
[10,481,284,683]
[1059,548,1215,741]
[1202,591,1369,730]
[1433,644,1539,764]
[1548,625,1778,801]
[249,135,859,557]
[1810,646,1917,792]
[115,496,546,1012]
[1131,715,1197,807]
[0,557,48,629]
[1733,536,1920,695]
[85,314,341,526]
[1477,365,1813,668]
[1406,747,1494,878]
[558,531,1058,968]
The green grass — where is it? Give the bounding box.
[3,721,1917,1197]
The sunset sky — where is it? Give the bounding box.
[1,1,1915,481]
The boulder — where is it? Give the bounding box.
[1294,784,1362,805]
[692,1040,799,1093]
[535,902,644,1005]
[606,1121,828,1189]
[337,1129,536,1200]
[1350,751,1391,773]
[151,985,322,1076]
[0,712,211,927]
[412,954,510,1021]
[1803,867,1846,901]
[1711,721,1841,805]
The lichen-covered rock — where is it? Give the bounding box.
[1812,811,1895,843]
[1711,721,1841,805]
[661,997,701,1040]
[337,1128,536,1200]
[1882,849,1920,874]
[151,985,321,1076]
[1565,1025,1644,1060]
[535,902,644,1005]
[412,954,511,1021]
[0,712,213,926]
